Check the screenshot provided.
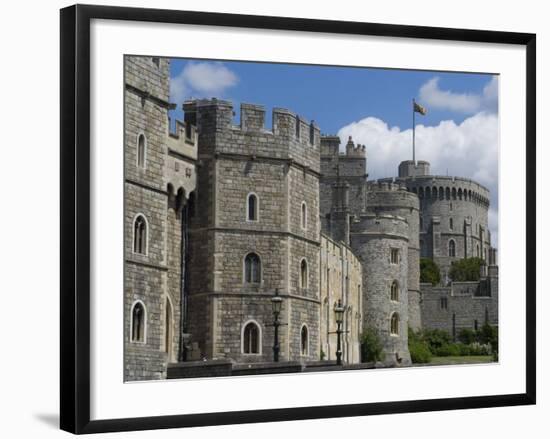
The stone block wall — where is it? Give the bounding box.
[350,214,411,366]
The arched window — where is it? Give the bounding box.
[244,253,261,283]
[449,218,453,230]
[452,188,457,200]
[390,281,399,301]
[445,187,451,200]
[242,321,260,354]
[137,133,146,168]
[247,193,258,221]
[301,202,307,229]
[300,259,308,289]
[390,312,399,335]
[448,239,456,257]
[131,301,146,343]
[301,325,309,356]
[418,187,424,198]
[133,214,147,255]
[164,297,173,356]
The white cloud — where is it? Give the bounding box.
[170,62,238,104]
[419,76,498,114]
[337,112,499,246]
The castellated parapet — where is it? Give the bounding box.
[350,213,411,366]
[366,180,421,331]
[183,99,321,173]
[320,135,368,219]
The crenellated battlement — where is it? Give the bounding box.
[367,179,409,192]
[320,135,366,159]
[350,212,409,239]
[167,116,198,156]
[182,99,321,172]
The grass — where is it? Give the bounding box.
[429,355,494,365]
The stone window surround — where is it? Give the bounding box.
[136,131,147,170]
[246,192,259,222]
[132,213,149,256]
[163,295,174,356]
[300,324,309,356]
[390,247,399,264]
[390,312,400,336]
[130,299,147,344]
[300,257,309,289]
[390,280,399,302]
[241,319,262,355]
[301,201,308,230]
[243,252,262,285]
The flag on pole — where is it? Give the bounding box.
[413,101,427,115]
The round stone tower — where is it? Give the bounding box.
[397,160,491,280]
[350,212,411,366]
[366,180,421,330]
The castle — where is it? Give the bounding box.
[124,56,498,381]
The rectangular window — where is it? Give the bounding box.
[390,248,399,264]
[440,297,448,310]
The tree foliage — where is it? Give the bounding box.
[360,327,384,363]
[448,257,485,282]
[420,258,441,286]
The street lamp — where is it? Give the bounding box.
[334,299,345,366]
[271,288,283,362]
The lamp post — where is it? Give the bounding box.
[334,299,345,366]
[271,288,283,362]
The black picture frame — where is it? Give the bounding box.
[60,4,536,434]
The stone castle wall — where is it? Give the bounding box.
[395,174,492,277]
[350,214,411,366]
[124,56,197,381]
[185,99,322,363]
[366,181,422,331]
[319,234,363,364]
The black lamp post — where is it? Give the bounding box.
[334,299,345,366]
[271,288,283,362]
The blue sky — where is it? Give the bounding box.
[169,58,499,246]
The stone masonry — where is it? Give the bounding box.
[124,57,499,380]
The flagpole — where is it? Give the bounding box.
[412,98,416,165]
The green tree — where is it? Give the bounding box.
[360,327,384,363]
[448,257,485,282]
[420,258,441,285]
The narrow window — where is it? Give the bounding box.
[295,116,300,139]
[131,302,146,342]
[137,134,146,168]
[419,216,423,230]
[450,202,453,211]
[164,298,172,355]
[247,193,258,221]
[390,313,399,335]
[300,259,308,289]
[474,319,479,331]
[390,248,399,264]
[449,218,454,230]
[244,253,261,283]
[476,244,480,258]
[133,215,147,255]
[390,281,399,301]
[309,123,314,144]
[243,322,260,354]
[448,239,456,257]
[301,325,308,356]
[301,202,307,229]
[440,297,448,310]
